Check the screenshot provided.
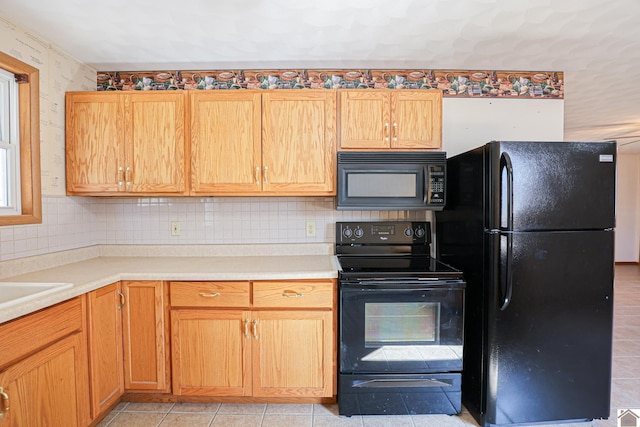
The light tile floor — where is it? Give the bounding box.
[98,265,640,427]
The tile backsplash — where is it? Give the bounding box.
[0,196,427,261]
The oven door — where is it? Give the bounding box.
[339,280,464,374]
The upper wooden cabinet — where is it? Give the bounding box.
[66,91,186,196]
[190,90,336,196]
[261,91,336,195]
[339,90,442,150]
[190,91,262,195]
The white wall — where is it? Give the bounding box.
[615,154,640,262]
[0,16,96,195]
[0,16,574,262]
[442,97,565,157]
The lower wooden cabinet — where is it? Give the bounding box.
[121,280,170,392]
[87,280,169,421]
[0,298,90,427]
[171,309,250,396]
[87,282,125,418]
[170,279,335,399]
[252,310,333,397]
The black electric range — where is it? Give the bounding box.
[335,221,466,417]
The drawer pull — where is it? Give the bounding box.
[198,292,221,298]
[282,290,303,298]
[252,319,259,340]
[244,318,250,339]
[0,387,9,419]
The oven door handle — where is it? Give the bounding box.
[353,378,453,388]
[341,280,464,289]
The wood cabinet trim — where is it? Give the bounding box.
[0,297,84,369]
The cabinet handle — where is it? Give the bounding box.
[282,290,303,298]
[392,122,397,142]
[263,166,269,185]
[384,122,389,142]
[0,387,9,420]
[252,319,259,340]
[125,167,132,188]
[198,292,221,298]
[244,318,250,339]
[255,166,261,185]
[117,166,124,187]
[117,290,125,310]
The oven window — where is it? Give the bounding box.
[365,302,440,346]
[348,173,417,197]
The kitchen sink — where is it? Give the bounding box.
[0,282,73,309]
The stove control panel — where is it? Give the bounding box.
[337,221,431,244]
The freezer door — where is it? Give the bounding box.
[485,229,614,425]
[487,141,616,231]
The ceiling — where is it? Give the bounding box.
[2,0,640,153]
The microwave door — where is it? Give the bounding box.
[338,168,424,210]
[336,151,447,211]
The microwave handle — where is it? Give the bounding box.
[424,166,429,203]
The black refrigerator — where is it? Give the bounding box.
[435,141,616,426]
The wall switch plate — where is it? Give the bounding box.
[306,221,316,237]
[171,222,181,236]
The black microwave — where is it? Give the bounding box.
[336,151,447,210]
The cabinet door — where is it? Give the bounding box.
[391,90,442,149]
[252,310,333,397]
[124,92,186,194]
[339,91,390,149]
[87,282,124,418]
[121,280,169,392]
[66,92,124,194]
[190,91,262,195]
[171,309,251,396]
[0,333,90,427]
[262,90,336,195]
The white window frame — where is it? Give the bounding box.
[0,67,21,216]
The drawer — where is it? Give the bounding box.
[252,280,334,308]
[0,297,84,368]
[170,281,250,307]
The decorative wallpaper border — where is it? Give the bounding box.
[96,69,563,99]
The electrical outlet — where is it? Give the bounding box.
[171,222,181,236]
[306,221,316,237]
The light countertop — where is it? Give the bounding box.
[0,245,339,324]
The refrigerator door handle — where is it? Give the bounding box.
[500,232,513,311]
[499,151,514,310]
[500,152,514,231]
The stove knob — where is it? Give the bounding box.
[354,227,364,238]
[404,227,413,237]
[343,227,353,238]
[415,226,425,238]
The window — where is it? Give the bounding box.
[0,51,41,226]
[0,68,21,215]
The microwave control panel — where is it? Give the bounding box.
[428,165,445,205]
